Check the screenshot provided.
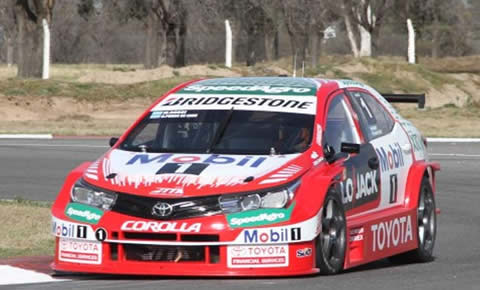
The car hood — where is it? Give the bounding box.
[82,149,310,197]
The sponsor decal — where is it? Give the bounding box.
[227,245,289,268]
[339,170,379,205]
[376,143,405,172]
[52,220,88,239]
[161,95,313,109]
[335,143,381,211]
[59,238,102,265]
[121,221,201,233]
[65,203,103,225]
[227,204,294,228]
[408,132,425,153]
[150,110,198,119]
[243,227,301,244]
[152,93,317,115]
[232,208,322,245]
[126,153,266,169]
[338,79,367,88]
[371,215,413,252]
[296,248,312,258]
[150,187,184,196]
[316,124,322,146]
[349,227,364,242]
[181,84,314,95]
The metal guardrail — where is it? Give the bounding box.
[381,93,425,109]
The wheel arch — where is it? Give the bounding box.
[404,161,440,210]
[293,164,344,222]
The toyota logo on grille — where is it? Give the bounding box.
[152,202,174,217]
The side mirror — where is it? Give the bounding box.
[323,144,335,164]
[109,137,119,147]
[341,143,360,154]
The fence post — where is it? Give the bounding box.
[407,19,416,64]
[225,20,232,68]
[42,19,50,79]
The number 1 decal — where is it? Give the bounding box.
[389,174,398,203]
[156,163,209,175]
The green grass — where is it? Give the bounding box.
[0,199,53,258]
[0,76,196,102]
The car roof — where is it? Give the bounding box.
[193,76,323,88]
[189,77,343,92]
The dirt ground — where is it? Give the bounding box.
[0,58,479,137]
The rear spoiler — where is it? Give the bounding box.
[381,93,425,109]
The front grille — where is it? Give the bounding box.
[112,192,222,220]
[124,244,205,262]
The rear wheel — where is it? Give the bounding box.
[316,189,346,275]
[390,176,437,263]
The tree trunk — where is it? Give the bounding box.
[144,13,158,69]
[6,36,14,67]
[246,29,257,67]
[431,17,440,58]
[157,31,166,66]
[175,21,186,67]
[358,24,372,57]
[344,14,359,58]
[165,23,176,67]
[273,30,279,60]
[231,21,241,65]
[264,32,274,62]
[310,32,318,68]
[15,2,43,78]
[300,35,308,70]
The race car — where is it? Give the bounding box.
[51,77,440,276]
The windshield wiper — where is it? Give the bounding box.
[206,107,234,153]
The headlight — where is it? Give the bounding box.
[71,179,117,210]
[219,179,301,214]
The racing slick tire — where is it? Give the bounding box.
[315,188,347,275]
[390,175,437,264]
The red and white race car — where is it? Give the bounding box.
[51,77,439,276]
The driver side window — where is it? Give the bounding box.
[324,94,360,153]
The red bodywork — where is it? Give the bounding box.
[51,78,439,276]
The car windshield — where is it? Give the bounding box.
[119,110,314,155]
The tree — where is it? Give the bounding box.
[14,0,55,78]
[223,0,266,67]
[393,0,472,57]
[282,0,333,69]
[282,0,312,69]
[0,1,16,67]
[326,0,393,57]
[118,0,187,69]
[350,0,394,56]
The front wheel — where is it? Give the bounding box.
[315,188,346,275]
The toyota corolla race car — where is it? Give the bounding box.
[51,77,439,276]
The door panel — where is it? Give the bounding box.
[369,122,414,210]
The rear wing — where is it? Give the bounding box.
[381,93,425,109]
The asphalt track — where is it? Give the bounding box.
[1,139,480,290]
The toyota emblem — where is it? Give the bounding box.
[152,202,174,217]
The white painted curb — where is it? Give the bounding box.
[427,138,480,143]
[0,134,53,139]
[0,265,68,285]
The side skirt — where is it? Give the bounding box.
[343,207,418,269]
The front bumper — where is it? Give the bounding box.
[51,211,321,276]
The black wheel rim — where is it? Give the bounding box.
[320,197,346,267]
[418,185,436,254]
